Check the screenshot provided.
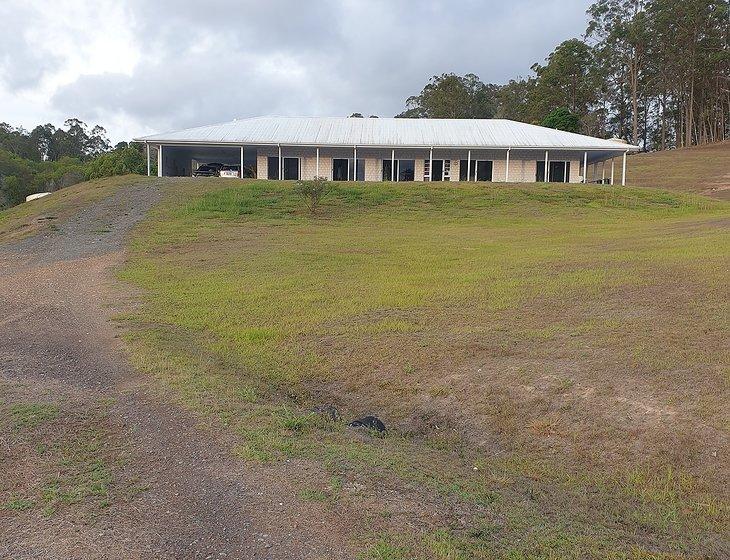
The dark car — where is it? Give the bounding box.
[192,164,218,177]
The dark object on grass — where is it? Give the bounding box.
[348,416,386,433]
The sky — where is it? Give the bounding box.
[0,0,593,143]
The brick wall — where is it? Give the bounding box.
[252,146,586,184]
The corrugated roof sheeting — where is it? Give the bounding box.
[136,116,638,151]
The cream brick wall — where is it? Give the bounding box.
[252,146,584,184]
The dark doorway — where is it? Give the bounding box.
[382,159,415,182]
[430,159,444,181]
[549,161,569,183]
[476,161,493,181]
[461,160,493,181]
[536,160,570,182]
[332,158,349,181]
[283,157,299,180]
[268,157,279,180]
[349,159,365,181]
[536,160,571,183]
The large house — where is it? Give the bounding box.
[134,116,638,185]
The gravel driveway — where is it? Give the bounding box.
[0,179,354,559]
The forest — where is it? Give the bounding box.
[0,119,146,208]
[397,0,729,150]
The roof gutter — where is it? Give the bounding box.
[131,139,640,152]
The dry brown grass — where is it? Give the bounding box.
[628,141,730,199]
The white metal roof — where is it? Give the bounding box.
[135,116,638,151]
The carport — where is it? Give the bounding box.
[148,144,257,177]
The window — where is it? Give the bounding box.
[476,161,492,181]
[349,158,365,181]
[382,159,416,182]
[459,160,493,181]
[536,161,570,182]
[283,157,299,180]
[425,159,446,181]
[333,158,364,181]
[267,156,279,179]
[398,160,415,181]
[332,159,348,181]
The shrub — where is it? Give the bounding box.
[293,176,329,215]
[85,147,146,180]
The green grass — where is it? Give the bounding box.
[120,178,730,558]
[10,403,59,429]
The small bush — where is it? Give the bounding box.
[294,176,329,215]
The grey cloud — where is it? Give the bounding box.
[48,0,591,139]
[0,3,61,91]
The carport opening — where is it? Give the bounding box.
[162,146,257,177]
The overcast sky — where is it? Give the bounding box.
[1,0,593,143]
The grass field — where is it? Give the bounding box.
[118,178,729,558]
[629,141,730,199]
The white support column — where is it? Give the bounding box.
[354,146,357,181]
[316,147,320,177]
[278,145,282,180]
[157,145,163,177]
[601,161,606,184]
[505,148,510,183]
[610,158,615,185]
[544,150,549,183]
[467,150,471,182]
[622,151,627,186]
[146,143,150,176]
[391,149,395,181]
[240,146,244,178]
[583,151,588,183]
[429,147,433,181]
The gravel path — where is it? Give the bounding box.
[0,179,355,559]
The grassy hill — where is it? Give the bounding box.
[628,141,730,199]
[120,179,728,559]
[3,176,728,558]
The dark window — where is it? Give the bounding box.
[332,158,349,181]
[382,159,415,182]
[398,160,415,181]
[283,157,299,180]
[536,160,547,182]
[536,161,570,183]
[476,160,493,181]
[462,160,493,181]
[349,158,365,181]
[382,160,393,181]
[427,159,444,181]
[459,160,471,181]
[268,156,279,180]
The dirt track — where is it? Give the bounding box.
[0,180,355,559]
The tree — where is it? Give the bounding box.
[349,113,364,118]
[527,39,599,132]
[396,73,499,119]
[496,78,536,121]
[541,108,582,132]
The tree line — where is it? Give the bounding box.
[396,0,728,150]
[0,119,147,208]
